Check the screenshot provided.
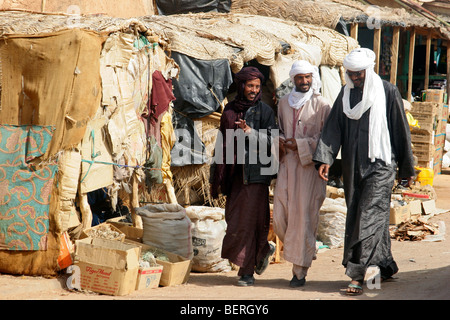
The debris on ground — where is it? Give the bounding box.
[390,217,441,241]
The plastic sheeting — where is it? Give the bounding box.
[155,0,230,15]
[170,52,233,166]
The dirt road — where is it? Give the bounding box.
[1,172,449,304]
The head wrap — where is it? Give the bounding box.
[231,66,264,113]
[343,48,376,71]
[342,48,392,165]
[288,60,321,110]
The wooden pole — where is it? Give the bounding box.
[447,41,450,106]
[390,27,400,85]
[407,28,416,102]
[425,31,432,90]
[373,28,381,74]
[79,193,92,231]
[130,173,143,229]
[350,23,358,40]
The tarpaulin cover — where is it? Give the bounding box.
[170,52,232,166]
[155,0,230,15]
[0,29,103,160]
[0,125,58,251]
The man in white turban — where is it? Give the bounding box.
[273,60,331,287]
[313,48,415,295]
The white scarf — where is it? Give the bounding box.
[343,48,392,165]
[288,60,321,110]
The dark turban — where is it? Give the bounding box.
[231,66,264,113]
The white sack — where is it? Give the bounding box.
[185,206,231,273]
[318,197,347,248]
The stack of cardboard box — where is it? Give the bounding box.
[410,89,448,175]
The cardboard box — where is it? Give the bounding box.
[107,218,143,243]
[412,141,433,154]
[408,199,423,215]
[421,199,449,216]
[136,265,163,290]
[411,101,439,115]
[80,222,126,242]
[390,203,411,225]
[126,240,192,287]
[74,237,141,296]
[424,89,445,103]
[410,131,433,144]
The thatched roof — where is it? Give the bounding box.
[0,0,156,18]
[0,11,359,71]
[231,0,450,39]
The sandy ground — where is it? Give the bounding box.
[1,171,450,304]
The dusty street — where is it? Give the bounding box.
[1,171,449,303]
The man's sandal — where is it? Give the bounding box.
[346,283,363,296]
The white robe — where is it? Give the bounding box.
[273,93,331,268]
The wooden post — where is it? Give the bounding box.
[390,27,400,85]
[447,41,450,106]
[373,28,381,74]
[350,23,358,40]
[425,31,432,90]
[78,193,92,231]
[408,28,416,102]
[130,173,143,229]
[163,178,178,204]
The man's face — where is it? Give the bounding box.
[347,70,366,88]
[243,78,261,102]
[293,73,312,93]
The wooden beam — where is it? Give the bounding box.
[425,31,432,90]
[407,28,416,102]
[447,41,450,106]
[130,173,143,229]
[390,27,400,85]
[350,23,358,40]
[373,28,381,74]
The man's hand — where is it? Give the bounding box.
[235,119,252,134]
[318,164,330,181]
[282,138,298,151]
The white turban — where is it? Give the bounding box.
[342,48,392,165]
[288,60,321,110]
[343,48,376,71]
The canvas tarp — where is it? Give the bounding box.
[0,126,61,274]
[0,28,104,275]
[0,125,58,251]
[0,28,104,160]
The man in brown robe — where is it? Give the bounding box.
[210,66,277,286]
[273,60,331,287]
